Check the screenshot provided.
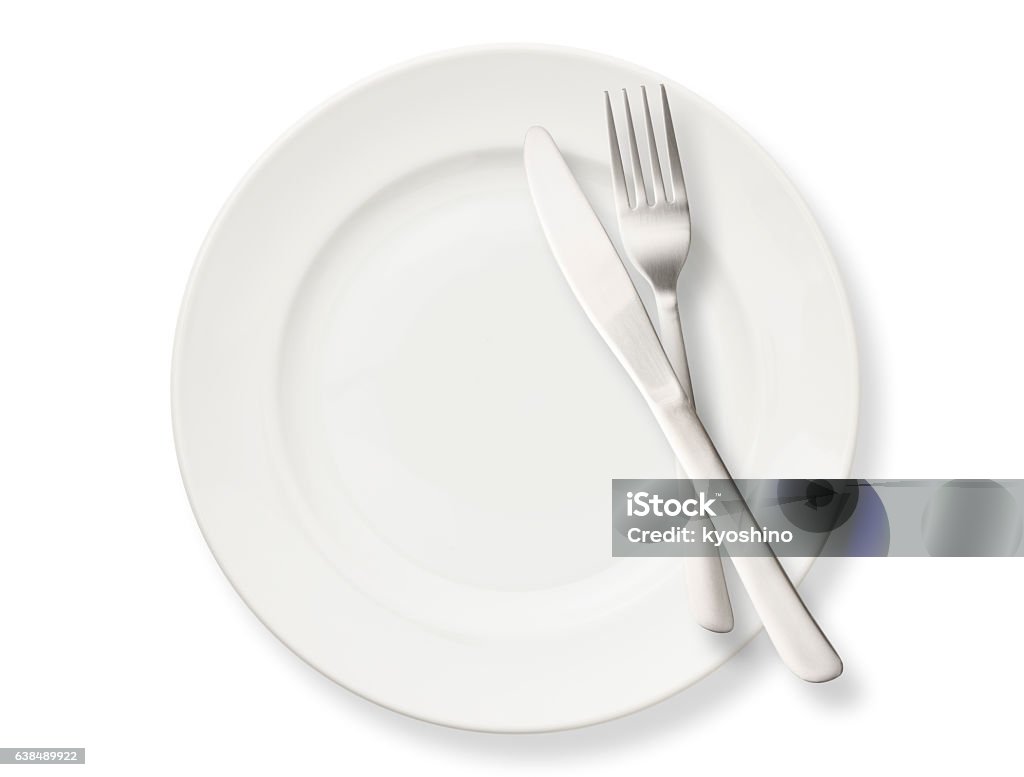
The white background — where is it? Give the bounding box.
[2,1,1022,774]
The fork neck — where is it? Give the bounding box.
[648,286,693,406]
[650,285,686,324]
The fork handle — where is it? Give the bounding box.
[656,298,733,633]
[651,400,844,682]
[655,298,694,405]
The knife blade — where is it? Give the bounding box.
[524,125,842,682]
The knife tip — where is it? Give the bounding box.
[524,125,553,148]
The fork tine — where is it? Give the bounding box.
[621,89,648,207]
[640,86,665,203]
[605,91,632,211]
[660,84,688,207]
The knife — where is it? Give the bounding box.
[524,126,842,682]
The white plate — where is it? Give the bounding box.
[172,45,858,732]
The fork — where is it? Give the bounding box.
[605,85,734,633]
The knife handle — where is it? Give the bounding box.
[651,401,844,682]
[681,508,735,634]
[656,299,734,633]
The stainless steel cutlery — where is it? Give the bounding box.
[524,117,843,682]
[605,85,733,635]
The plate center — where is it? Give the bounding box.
[278,150,675,594]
